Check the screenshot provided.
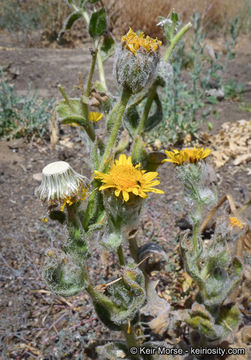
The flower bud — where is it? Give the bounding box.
[114,28,162,94]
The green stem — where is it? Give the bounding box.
[66,203,81,229]
[87,283,117,313]
[86,49,98,97]
[117,245,125,266]
[192,203,202,255]
[97,49,107,91]
[128,234,138,263]
[192,221,199,254]
[58,85,73,110]
[122,324,140,360]
[136,81,158,136]
[98,87,131,171]
[164,22,192,62]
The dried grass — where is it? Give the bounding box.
[105,0,248,39]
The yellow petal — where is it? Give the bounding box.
[122,190,129,202]
[89,112,103,122]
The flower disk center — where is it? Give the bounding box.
[110,164,142,189]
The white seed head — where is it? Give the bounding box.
[35,161,87,202]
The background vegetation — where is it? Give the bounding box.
[0,0,250,45]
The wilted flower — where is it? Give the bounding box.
[36,161,88,208]
[229,216,243,229]
[162,147,211,166]
[114,28,161,94]
[94,154,164,202]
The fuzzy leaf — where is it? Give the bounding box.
[102,231,123,250]
[89,7,107,38]
[145,93,163,132]
[100,34,115,62]
[58,11,82,39]
[64,11,82,31]
[56,99,85,119]
[84,187,104,231]
[44,260,88,297]
[94,267,145,330]
[61,115,87,127]
[131,135,147,166]
[123,104,140,137]
[49,210,66,224]
[216,304,240,336]
[97,342,129,360]
[185,303,223,340]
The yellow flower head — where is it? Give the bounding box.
[94,154,164,202]
[162,147,211,166]
[121,28,162,56]
[229,216,243,229]
[89,112,103,123]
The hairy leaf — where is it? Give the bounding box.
[89,7,107,38]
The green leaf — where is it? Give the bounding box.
[49,210,66,224]
[61,115,87,127]
[100,34,115,62]
[65,11,82,30]
[88,0,100,3]
[94,266,145,330]
[84,186,104,231]
[58,11,82,39]
[56,98,85,118]
[44,260,88,297]
[171,12,179,23]
[216,304,240,336]
[185,303,222,340]
[131,136,147,166]
[208,121,213,131]
[145,92,163,132]
[56,98,89,127]
[123,104,140,137]
[207,96,219,104]
[102,231,123,251]
[89,7,107,38]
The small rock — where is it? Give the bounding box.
[154,139,162,150]
[33,173,42,181]
[205,88,225,100]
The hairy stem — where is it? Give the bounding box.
[117,245,126,266]
[96,48,107,91]
[86,49,98,97]
[164,22,192,62]
[122,324,140,360]
[98,87,131,171]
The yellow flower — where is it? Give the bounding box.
[229,216,243,229]
[89,112,103,123]
[162,147,211,166]
[94,154,164,202]
[121,28,162,56]
[42,217,48,223]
